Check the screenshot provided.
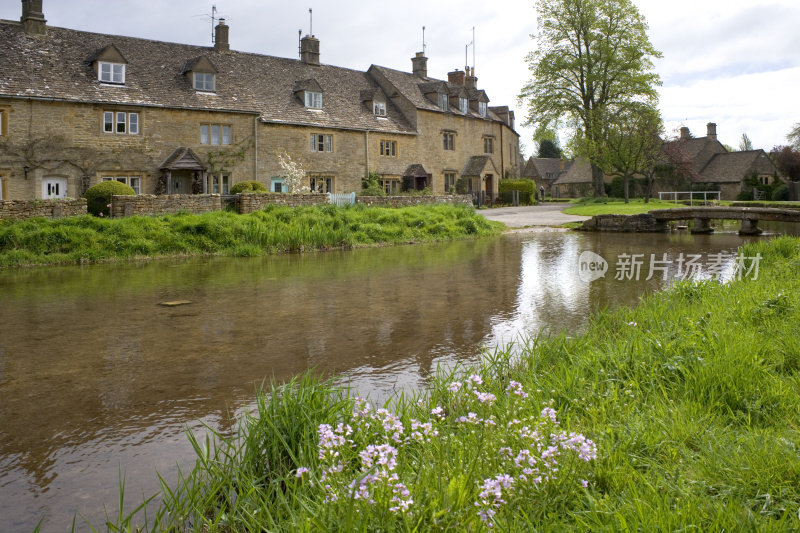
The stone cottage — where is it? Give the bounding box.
[0,1,520,202]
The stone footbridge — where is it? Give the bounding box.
[581,206,800,235]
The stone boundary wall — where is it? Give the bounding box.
[103,193,474,218]
[0,198,87,220]
[110,194,223,217]
[357,195,473,207]
[237,193,329,214]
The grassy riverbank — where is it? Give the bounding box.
[563,197,685,216]
[110,236,800,531]
[0,204,501,267]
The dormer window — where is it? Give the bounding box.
[194,72,215,92]
[305,91,323,109]
[99,62,125,84]
[438,93,448,111]
[459,97,468,114]
[374,101,386,116]
[478,101,488,117]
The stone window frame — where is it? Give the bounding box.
[309,175,334,193]
[103,110,139,135]
[310,133,333,153]
[98,61,126,84]
[200,123,232,145]
[443,171,457,193]
[211,173,230,194]
[373,101,387,116]
[379,140,397,157]
[483,136,494,154]
[193,72,216,92]
[442,131,456,151]
[379,176,401,195]
[101,175,141,195]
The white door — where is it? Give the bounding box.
[42,178,67,199]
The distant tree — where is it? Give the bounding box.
[772,146,800,182]
[739,133,753,152]
[599,104,663,203]
[658,135,702,192]
[537,139,562,158]
[788,123,800,151]
[520,0,662,197]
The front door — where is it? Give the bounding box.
[484,174,494,203]
[42,177,67,199]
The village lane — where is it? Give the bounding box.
[480,204,591,228]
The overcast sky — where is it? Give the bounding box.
[2,0,798,157]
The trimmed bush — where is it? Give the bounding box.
[83,181,135,216]
[498,179,537,205]
[230,180,268,194]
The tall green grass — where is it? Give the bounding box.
[102,236,800,531]
[0,204,501,267]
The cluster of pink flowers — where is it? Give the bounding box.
[476,474,515,525]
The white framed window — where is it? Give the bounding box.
[98,62,125,84]
[193,72,215,92]
[443,132,455,151]
[305,91,323,109]
[103,111,139,134]
[444,172,457,193]
[310,133,333,152]
[438,93,448,111]
[212,174,229,194]
[309,176,333,193]
[459,97,468,114]
[200,124,231,145]
[380,140,397,157]
[478,101,487,117]
[373,102,386,116]
[102,176,141,194]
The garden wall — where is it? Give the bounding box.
[109,194,224,217]
[236,193,329,214]
[0,198,87,220]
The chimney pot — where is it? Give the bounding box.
[680,126,690,140]
[214,19,230,52]
[706,122,717,141]
[465,74,477,90]
[447,69,465,86]
[411,52,427,78]
[300,35,320,65]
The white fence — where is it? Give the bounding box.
[658,191,721,206]
[327,192,356,206]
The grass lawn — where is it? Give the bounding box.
[108,237,800,531]
[563,198,687,216]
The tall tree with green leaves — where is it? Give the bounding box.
[600,104,663,203]
[520,0,661,196]
[788,123,800,151]
[739,133,753,151]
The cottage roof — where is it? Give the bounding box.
[461,155,499,177]
[553,158,592,184]
[698,150,778,183]
[524,158,569,182]
[0,21,414,135]
[403,163,428,178]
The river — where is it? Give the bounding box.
[0,227,789,531]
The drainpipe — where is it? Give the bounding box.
[364,130,370,178]
[253,116,259,181]
[499,124,505,180]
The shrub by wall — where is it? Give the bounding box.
[499,179,537,205]
[230,181,268,194]
[84,181,135,216]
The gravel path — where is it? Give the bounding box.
[479,204,591,228]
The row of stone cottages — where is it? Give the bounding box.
[0,1,521,204]
[522,123,783,201]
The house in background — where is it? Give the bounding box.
[521,157,571,195]
[0,1,519,202]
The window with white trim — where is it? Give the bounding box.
[103,111,139,134]
[102,176,141,194]
[211,174,229,194]
[310,133,333,152]
[442,132,455,151]
[459,97,468,114]
[194,72,216,92]
[438,93,448,111]
[98,62,125,84]
[309,176,333,193]
[200,124,231,145]
[380,140,397,157]
[305,91,323,109]
[373,102,386,116]
[478,101,487,117]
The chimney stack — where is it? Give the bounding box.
[680,126,690,140]
[21,0,46,36]
[214,18,229,52]
[706,122,717,141]
[465,66,477,89]
[300,35,320,66]
[411,52,427,78]
[447,69,465,85]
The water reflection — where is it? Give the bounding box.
[0,229,787,531]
